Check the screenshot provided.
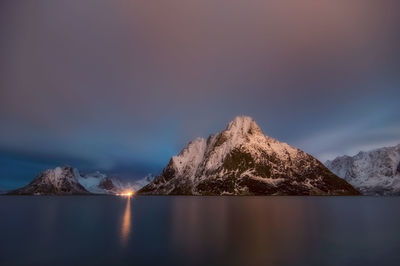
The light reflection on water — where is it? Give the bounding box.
[1,196,400,266]
[120,197,131,246]
[170,197,312,265]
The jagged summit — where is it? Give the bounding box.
[225,115,263,136]
[10,165,89,195]
[9,165,154,195]
[325,144,400,195]
[139,116,359,195]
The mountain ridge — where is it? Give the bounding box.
[8,166,153,195]
[9,166,90,195]
[325,144,400,195]
[139,116,359,195]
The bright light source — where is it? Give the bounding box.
[116,191,134,197]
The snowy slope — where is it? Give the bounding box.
[325,144,400,195]
[10,166,127,195]
[10,166,89,195]
[139,116,359,195]
[79,173,154,194]
[131,174,154,192]
[78,171,124,194]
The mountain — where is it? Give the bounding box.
[78,171,125,194]
[9,166,89,195]
[138,116,359,195]
[9,166,125,195]
[78,172,153,194]
[325,144,400,195]
[131,174,154,192]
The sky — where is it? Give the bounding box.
[1,0,399,189]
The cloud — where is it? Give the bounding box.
[0,1,399,187]
[295,122,400,162]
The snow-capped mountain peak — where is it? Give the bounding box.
[10,165,89,195]
[77,171,122,194]
[36,165,84,190]
[10,165,157,195]
[42,166,81,187]
[325,144,400,195]
[10,166,129,195]
[225,115,263,137]
[139,116,359,195]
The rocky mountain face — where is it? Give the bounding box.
[139,116,359,195]
[9,166,153,195]
[10,166,89,195]
[325,144,400,195]
[77,171,124,195]
[131,174,154,192]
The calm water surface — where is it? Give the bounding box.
[1,196,399,266]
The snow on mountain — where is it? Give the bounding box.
[8,164,155,195]
[325,144,400,195]
[78,171,124,194]
[139,116,359,195]
[9,166,128,195]
[10,166,89,195]
[131,174,155,192]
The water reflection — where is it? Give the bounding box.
[170,197,228,258]
[1,197,400,266]
[120,197,132,246]
[170,197,312,265]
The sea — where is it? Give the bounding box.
[1,196,399,266]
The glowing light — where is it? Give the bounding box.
[117,191,134,197]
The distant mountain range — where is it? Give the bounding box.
[7,116,398,196]
[325,144,400,195]
[8,166,153,195]
[138,116,359,195]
